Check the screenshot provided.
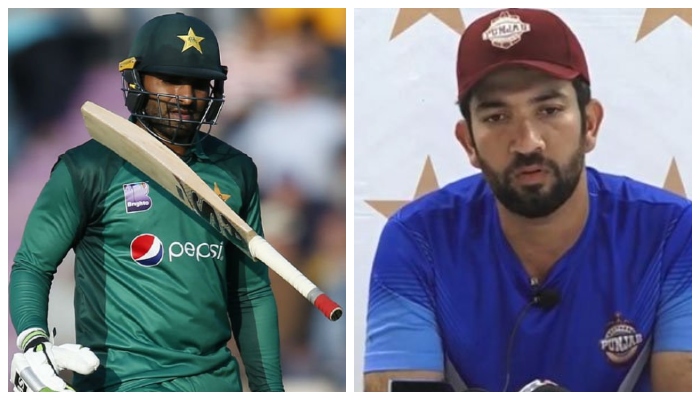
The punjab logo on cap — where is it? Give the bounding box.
[481,11,531,49]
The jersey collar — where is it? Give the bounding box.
[188,132,211,162]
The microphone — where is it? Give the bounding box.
[533,288,560,310]
[501,286,561,391]
[519,379,570,392]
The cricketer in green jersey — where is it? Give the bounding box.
[9,12,284,392]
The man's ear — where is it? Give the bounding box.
[583,99,604,153]
[455,120,481,169]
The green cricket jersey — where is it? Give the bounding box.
[9,133,283,392]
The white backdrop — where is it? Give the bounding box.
[353,8,691,391]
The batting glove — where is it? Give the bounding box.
[10,328,100,392]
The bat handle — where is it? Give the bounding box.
[313,293,343,322]
[248,236,343,321]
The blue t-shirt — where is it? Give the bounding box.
[364,167,691,391]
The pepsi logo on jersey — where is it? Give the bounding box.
[130,233,225,267]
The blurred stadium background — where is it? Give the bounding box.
[7,8,346,392]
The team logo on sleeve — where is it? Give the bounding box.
[130,234,164,267]
[123,182,152,213]
[599,313,644,365]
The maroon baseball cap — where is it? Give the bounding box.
[457,8,589,100]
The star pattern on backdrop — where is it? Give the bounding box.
[391,8,465,40]
[177,28,205,53]
[662,158,686,198]
[366,156,440,218]
[636,8,691,41]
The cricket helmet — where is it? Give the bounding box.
[119,12,228,146]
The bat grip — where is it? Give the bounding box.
[248,236,343,321]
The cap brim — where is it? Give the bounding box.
[459,60,581,99]
[142,65,227,81]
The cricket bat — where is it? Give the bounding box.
[80,101,342,322]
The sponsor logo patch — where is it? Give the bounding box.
[123,182,152,213]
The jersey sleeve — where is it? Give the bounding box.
[10,159,84,335]
[364,216,444,373]
[653,204,691,352]
[226,161,284,392]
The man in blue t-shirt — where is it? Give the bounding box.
[363,8,691,392]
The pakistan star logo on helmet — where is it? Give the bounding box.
[177,28,205,54]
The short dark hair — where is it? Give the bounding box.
[458,77,591,129]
